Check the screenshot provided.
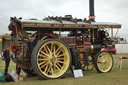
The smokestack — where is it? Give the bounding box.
[89,0,95,22]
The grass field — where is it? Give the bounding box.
[0,53,128,85]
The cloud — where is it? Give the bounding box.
[0,0,127,40]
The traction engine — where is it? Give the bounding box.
[6,0,121,79]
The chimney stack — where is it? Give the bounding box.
[89,0,95,22]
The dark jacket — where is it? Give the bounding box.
[3,50,10,60]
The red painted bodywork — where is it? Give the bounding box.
[103,47,116,54]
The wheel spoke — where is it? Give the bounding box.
[102,65,106,70]
[38,54,47,58]
[53,64,56,71]
[40,51,49,57]
[44,46,48,54]
[57,54,64,57]
[98,64,104,71]
[39,61,47,66]
[44,65,49,72]
[46,65,51,74]
[58,61,64,64]
[50,66,54,74]
[57,57,64,60]
[55,47,61,54]
[56,63,62,68]
[38,58,48,61]
[104,63,108,69]
[40,62,49,69]
[55,64,61,71]
[105,62,110,68]
[56,49,62,56]
[46,45,52,54]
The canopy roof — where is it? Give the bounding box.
[19,19,121,31]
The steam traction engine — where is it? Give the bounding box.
[8,0,121,79]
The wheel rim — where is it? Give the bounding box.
[97,52,113,72]
[37,41,70,78]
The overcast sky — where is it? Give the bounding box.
[0,0,127,40]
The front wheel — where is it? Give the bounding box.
[31,39,71,79]
[94,51,113,73]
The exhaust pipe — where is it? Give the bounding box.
[89,0,95,22]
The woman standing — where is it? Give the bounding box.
[3,47,10,75]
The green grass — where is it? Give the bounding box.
[0,44,2,53]
[0,53,128,85]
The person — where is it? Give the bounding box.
[3,47,11,75]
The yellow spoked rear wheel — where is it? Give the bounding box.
[94,51,113,73]
[31,39,71,79]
